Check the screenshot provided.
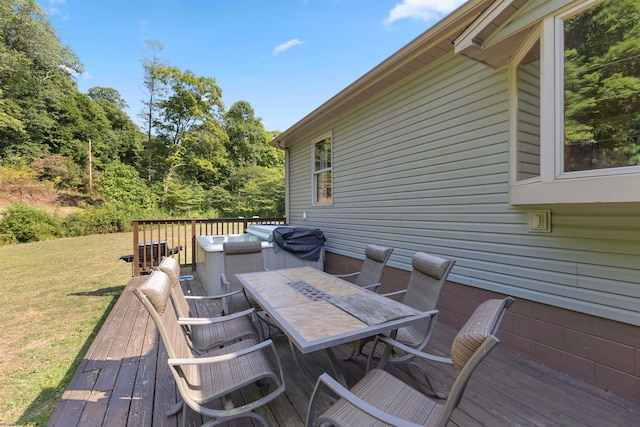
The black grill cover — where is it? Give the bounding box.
[271,226,326,261]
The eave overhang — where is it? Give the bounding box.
[453,0,532,67]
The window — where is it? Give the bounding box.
[512,0,640,204]
[561,0,640,173]
[312,134,332,204]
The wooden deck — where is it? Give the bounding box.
[48,273,640,427]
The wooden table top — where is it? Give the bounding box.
[237,267,430,354]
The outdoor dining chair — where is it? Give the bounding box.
[338,244,394,360]
[358,251,455,397]
[306,296,514,427]
[157,256,261,353]
[134,269,285,426]
[221,241,283,338]
[334,244,394,293]
[347,252,454,369]
[221,240,266,314]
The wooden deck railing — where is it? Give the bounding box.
[128,217,286,276]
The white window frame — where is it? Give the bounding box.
[311,132,333,205]
[511,0,640,204]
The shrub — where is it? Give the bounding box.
[62,201,166,237]
[0,163,37,184]
[30,153,84,190]
[163,179,207,215]
[0,203,64,244]
[63,201,141,236]
[97,162,153,207]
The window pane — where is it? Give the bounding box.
[516,41,541,181]
[563,0,640,172]
[316,171,332,203]
[315,138,331,170]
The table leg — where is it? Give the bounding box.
[325,347,348,387]
[289,340,303,371]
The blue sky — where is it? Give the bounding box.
[38,0,466,132]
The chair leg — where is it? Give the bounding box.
[407,361,447,399]
[343,340,360,361]
[344,336,376,361]
[371,338,448,399]
[257,311,284,340]
[166,400,183,416]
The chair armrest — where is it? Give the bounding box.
[168,339,274,366]
[184,289,243,300]
[307,373,423,427]
[334,272,360,279]
[220,272,229,283]
[361,282,381,292]
[177,307,256,325]
[379,289,406,298]
[375,334,452,365]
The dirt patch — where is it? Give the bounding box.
[0,184,100,215]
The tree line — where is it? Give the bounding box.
[0,0,284,222]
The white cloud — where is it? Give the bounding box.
[384,0,466,25]
[59,65,91,80]
[43,1,69,20]
[273,39,305,56]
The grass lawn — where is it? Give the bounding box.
[0,233,133,426]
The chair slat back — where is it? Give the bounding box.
[451,298,509,373]
[354,245,393,288]
[223,241,264,293]
[403,252,454,310]
[158,256,192,318]
[133,270,192,362]
[401,252,455,345]
[436,297,514,427]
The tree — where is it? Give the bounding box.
[88,86,128,109]
[153,66,228,207]
[163,177,207,215]
[97,161,152,207]
[228,166,285,217]
[0,0,83,161]
[224,101,284,169]
[88,86,145,168]
[180,120,229,190]
[139,39,165,184]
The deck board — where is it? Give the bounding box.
[48,273,640,427]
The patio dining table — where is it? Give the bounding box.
[236,266,435,386]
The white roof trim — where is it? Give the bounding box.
[454,0,516,52]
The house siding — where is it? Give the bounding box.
[286,52,640,327]
[280,0,640,404]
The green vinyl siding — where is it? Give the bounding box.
[284,51,640,326]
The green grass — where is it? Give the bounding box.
[0,233,133,426]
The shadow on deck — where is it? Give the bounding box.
[48,272,640,426]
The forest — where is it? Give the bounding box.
[0,0,284,243]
